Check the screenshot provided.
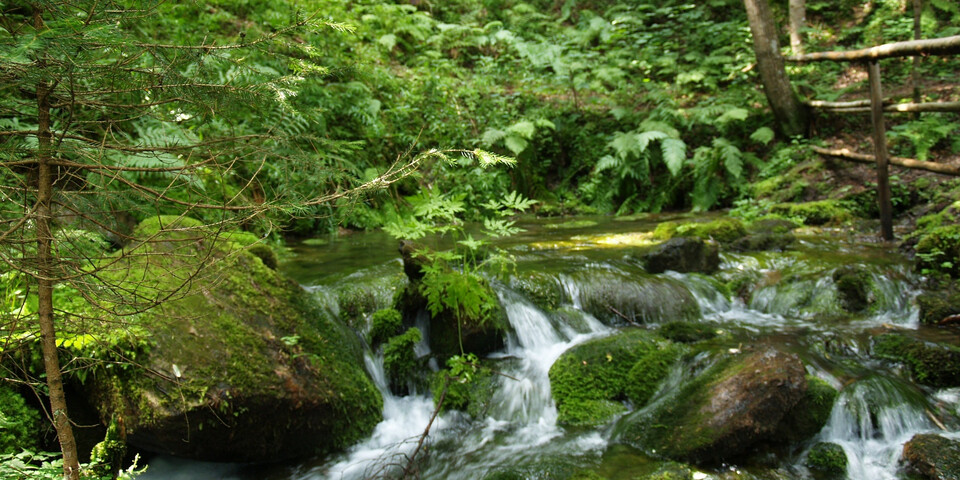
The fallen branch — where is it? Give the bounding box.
[811,146,960,176]
[606,304,641,327]
[815,101,960,114]
[787,35,960,62]
[939,313,960,326]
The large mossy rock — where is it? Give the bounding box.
[571,269,700,325]
[616,348,808,465]
[642,237,720,274]
[873,333,960,388]
[916,289,960,326]
[549,329,681,427]
[86,217,383,462]
[902,434,960,480]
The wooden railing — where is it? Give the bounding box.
[786,34,960,241]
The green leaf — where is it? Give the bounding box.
[481,128,507,146]
[378,34,398,51]
[717,107,749,124]
[661,138,687,176]
[636,130,669,153]
[507,120,537,139]
[504,135,529,155]
[716,138,743,178]
[750,127,775,145]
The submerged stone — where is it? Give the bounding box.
[902,433,960,480]
[643,237,720,274]
[832,266,874,312]
[85,219,383,463]
[617,347,808,465]
[573,269,700,325]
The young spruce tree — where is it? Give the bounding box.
[0,1,427,477]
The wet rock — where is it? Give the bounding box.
[902,433,960,480]
[832,266,873,312]
[549,329,681,427]
[873,333,960,388]
[86,219,383,463]
[573,269,700,325]
[774,376,838,444]
[916,289,960,326]
[658,321,718,343]
[747,217,800,235]
[617,348,808,465]
[509,271,566,311]
[643,237,720,274]
[730,232,796,253]
[770,200,854,226]
[399,239,430,282]
[806,442,847,477]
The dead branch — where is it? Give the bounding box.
[811,146,960,176]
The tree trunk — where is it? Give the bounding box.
[788,0,805,54]
[744,0,809,137]
[912,0,922,108]
[34,7,81,478]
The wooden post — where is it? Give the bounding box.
[868,61,894,241]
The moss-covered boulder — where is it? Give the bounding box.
[509,271,566,311]
[549,329,680,427]
[902,434,960,480]
[616,348,808,465]
[770,200,854,226]
[431,364,497,418]
[832,266,874,312]
[873,333,960,388]
[368,308,403,347]
[916,289,960,326]
[573,270,700,325]
[774,376,838,444]
[642,237,720,274]
[85,217,383,463]
[806,442,847,477]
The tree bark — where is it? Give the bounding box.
[812,146,960,176]
[912,0,922,109]
[788,0,806,54]
[744,0,809,137]
[34,7,81,479]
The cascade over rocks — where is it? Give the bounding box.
[616,347,809,465]
[85,219,383,463]
[642,237,720,274]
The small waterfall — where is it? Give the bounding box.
[817,376,934,479]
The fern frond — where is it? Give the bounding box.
[661,138,687,176]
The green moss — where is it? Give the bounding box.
[246,243,278,270]
[336,284,381,328]
[770,200,854,226]
[133,215,205,237]
[549,329,678,426]
[651,218,747,244]
[383,327,423,391]
[874,333,960,388]
[89,418,126,478]
[625,344,682,408]
[369,308,403,347]
[545,220,600,230]
[903,434,960,480]
[0,384,40,455]
[806,442,847,477]
[776,376,838,443]
[751,175,806,203]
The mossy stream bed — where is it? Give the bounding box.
[141,214,960,480]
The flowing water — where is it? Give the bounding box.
[140,215,960,480]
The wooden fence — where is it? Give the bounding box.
[786,35,960,241]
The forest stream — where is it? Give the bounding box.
[140,213,960,480]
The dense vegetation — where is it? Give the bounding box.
[2,0,959,477]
